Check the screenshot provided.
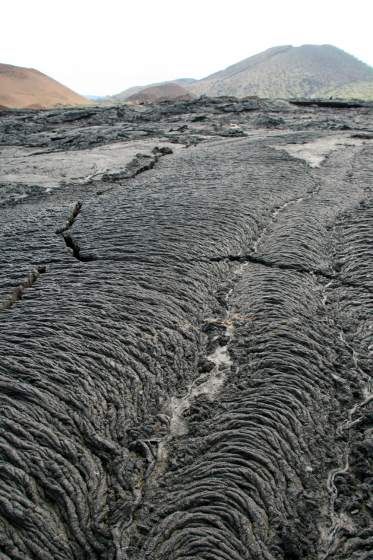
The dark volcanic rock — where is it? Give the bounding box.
[252,113,285,127]
[0,96,372,560]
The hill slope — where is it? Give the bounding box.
[113,79,196,101]
[188,45,373,99]
[126,83,193,104]
[0,63,90,108]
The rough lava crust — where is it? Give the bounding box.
[0,96,372,560]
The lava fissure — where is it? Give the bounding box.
[0,265,47,312]
[55,201,82,234]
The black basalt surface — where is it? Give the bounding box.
[0,97,372,560]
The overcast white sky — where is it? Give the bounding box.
[2,0,372,96]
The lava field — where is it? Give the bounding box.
[0,97,372,559]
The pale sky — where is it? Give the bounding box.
[2,0,372,96]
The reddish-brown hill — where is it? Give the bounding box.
[126,83,193,104]
[0,63,90,109]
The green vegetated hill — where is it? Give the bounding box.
[187,45,373,99]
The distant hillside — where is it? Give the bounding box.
[0,63,90,109]
[126,83,194,104]
[316,81,373,101]
[113,79,196,101]
[188,45,373,99]
[85,95,106,101]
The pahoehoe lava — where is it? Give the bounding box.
[0,97,372,560]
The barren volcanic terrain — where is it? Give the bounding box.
[0,63,90,109]
[126,83,193,104]
[188,45,373,99]
[0,96,372,560]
